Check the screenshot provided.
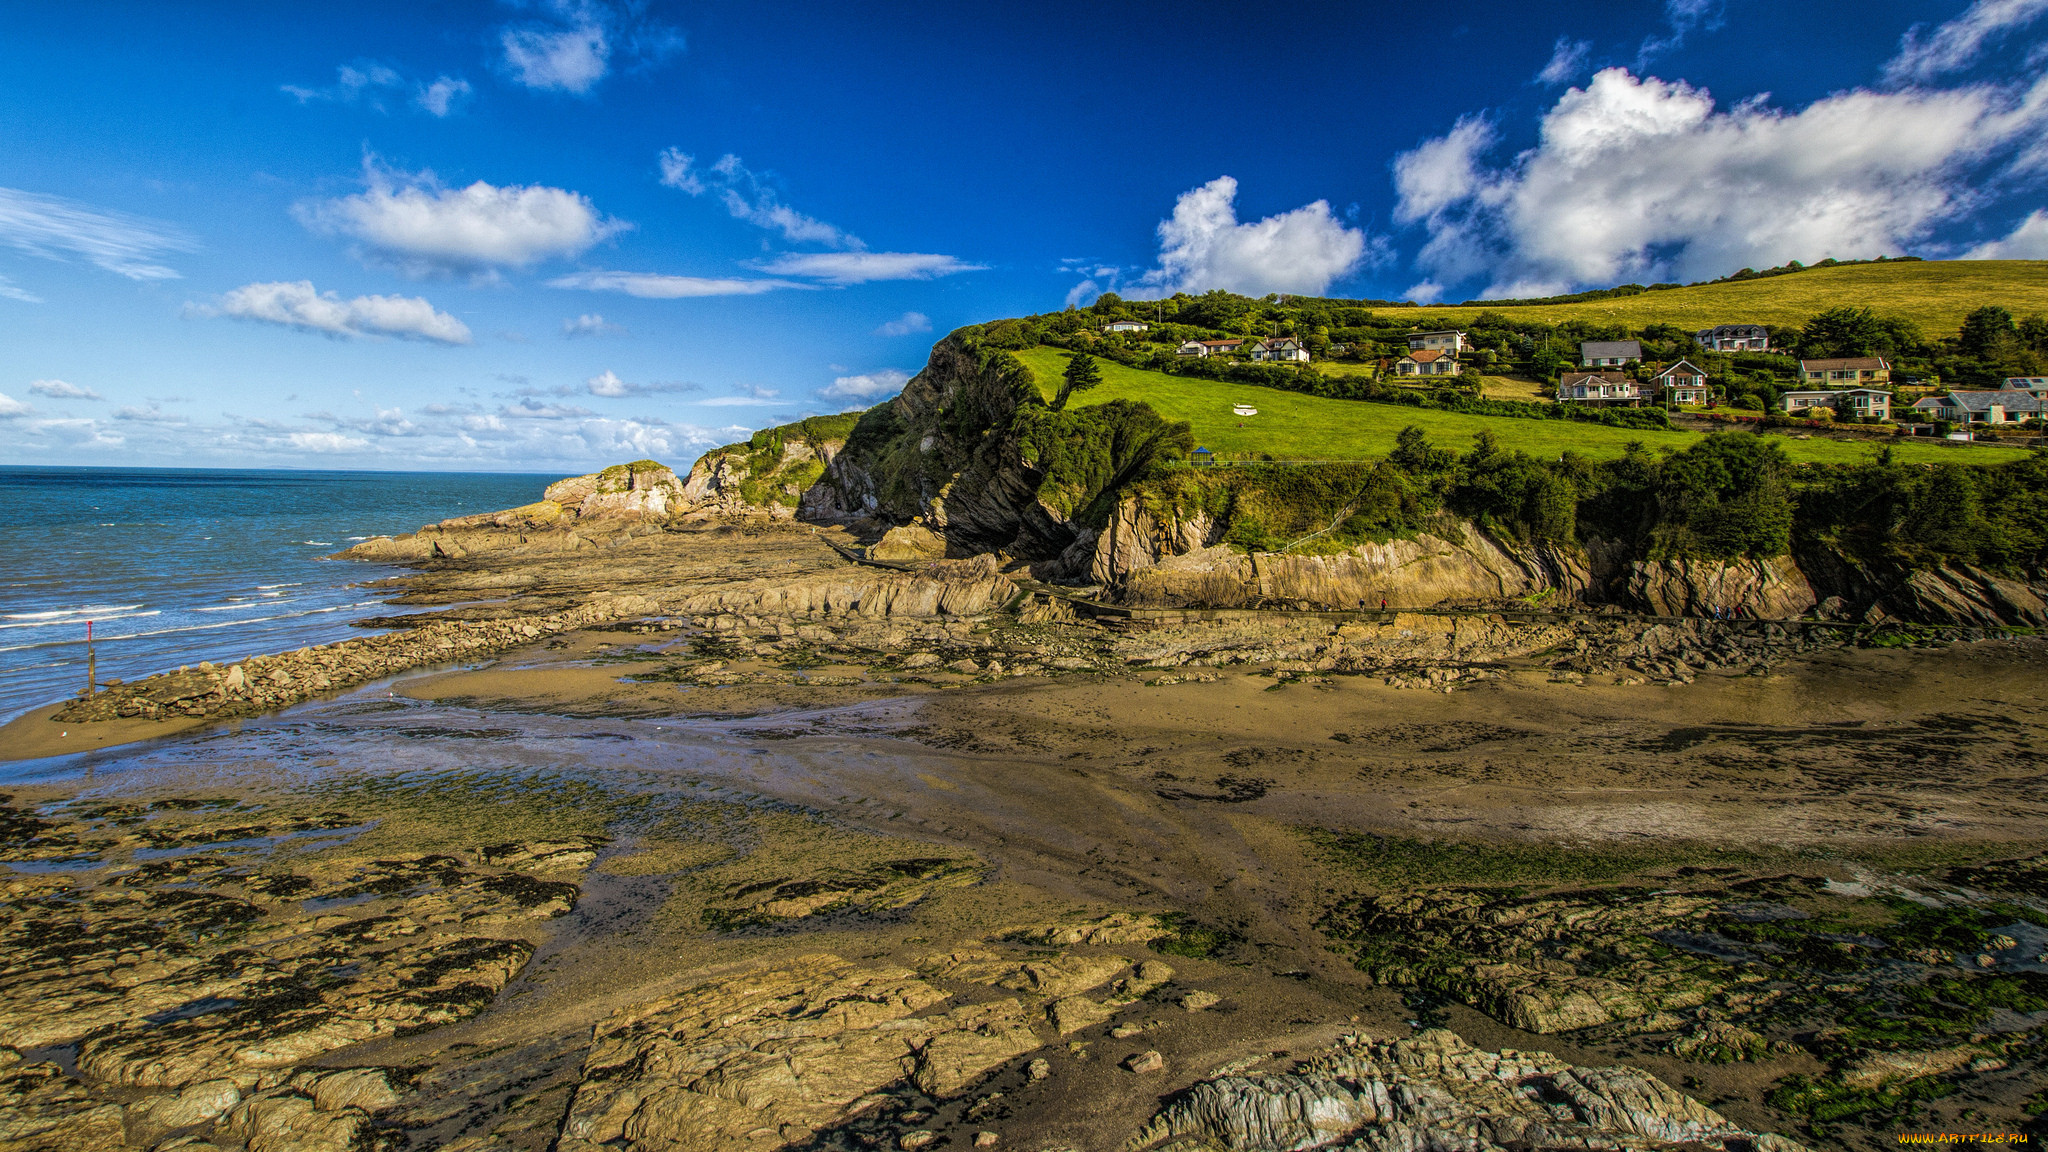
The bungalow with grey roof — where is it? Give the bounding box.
[1581,339,1642,367]
[1915,389,2046,424]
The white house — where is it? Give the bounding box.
[1781,388,1892,420]
[1407,330,1469,354]
[1652,360,1710,406]
[1695,324,1769,351]
[1176,338,1245,357]
[1250,337,1308,362]
[1557,370,1641,406]
[1102,320,1149,333]
[1395,350,1460,377]
[1581,340,1643,367]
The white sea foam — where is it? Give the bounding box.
[0,609,160,631]
[0,601,382,653]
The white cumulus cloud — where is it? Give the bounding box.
[202,280,473,344]
[296,162,626,278]
[547,269,802,297]
[754,252,984,285]
[1128,176,1372,298]
[820,369,910,402]
[1887,0,2048,83]
[0,392,31,418]
[581,370,697,398]
[875,311,932,337]
[29,379,100,400]
[1967,208,2048,256]
[0,187,196,281]
[1394,67,2048,298]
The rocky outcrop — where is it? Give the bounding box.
[1133,1029,1807,1152]
[52,594,660,725]
[1085,497,1589,611]
[667,555,1018,620]
[556,954,1047,1152]
[0,793,592,1149]
[345,460,688,563]
[1623,554,1817,618]
[682,435,840,519]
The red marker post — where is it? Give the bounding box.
[86,619,96,697]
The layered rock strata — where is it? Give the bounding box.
[1132,1029,1807,1152]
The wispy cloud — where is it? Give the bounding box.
[700,383,781,406]
[547,269,803,297]
[875,311,932,337]
[0,187,196,281]
[1886,0,2048,83]
[194,280,473,344]
[1538,36,1592,85]
[0,273,40,302]
[0,393,32,418]
[659,150,859,248]
[563,312,626,337]
[753,251,985,284]
[584,370,699,397]
[416,76,473,117]
[820,369,909,402]
[29,379,100,400]
[499,0,682,95]
[114,404,185,424]
[1637,0,1725,67]
[295,159,626,278]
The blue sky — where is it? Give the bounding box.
[3,0,2046,472]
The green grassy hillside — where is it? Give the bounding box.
[1009,347,2031,466]
[1402,260,2048,334]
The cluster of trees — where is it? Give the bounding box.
[1138,424,2048,576]
[1139,429,1799,560]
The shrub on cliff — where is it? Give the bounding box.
[1796,449,2048,575]
[1013,398,1193,524]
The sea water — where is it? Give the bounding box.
[0,466,546,722]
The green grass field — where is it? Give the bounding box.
[1012,347,2032,466]
[1393,259,2048,335]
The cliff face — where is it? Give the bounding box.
[805,337,1075,556]
[1082,497,1593,610]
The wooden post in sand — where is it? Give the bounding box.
[86,619,96,697]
